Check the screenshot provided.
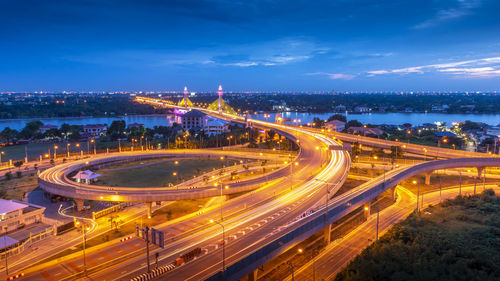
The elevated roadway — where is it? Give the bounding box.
[38,149,294,202]
[21,99,350,280]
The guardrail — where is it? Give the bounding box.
[205,157,500,281]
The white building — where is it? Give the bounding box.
[0,199,45,232]
[83,124,107,137]
[205,118,230,135]
[181,110,208,131]
[325,120,345,132]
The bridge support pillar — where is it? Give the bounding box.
[75,199,85,212]
[390,186,396,202]
[477,167,484,179]
[146,202,152,218]
[425,171,432,185]
[247,269,258,281]
[363,202,371,219]
[324,223,332,244]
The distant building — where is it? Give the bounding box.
[72,170,101,184]
[334,105,346,112]
[353,106,371,113]
[435,131,457,138]
[204,118,230,135]
[348,126,383,136]
[0,199,46,232]
[486,127,500,137]
[181,110,207,131]
[83,124,107,137]
[127,123,145,129]
[325,120,345,132]
[39,124,58,134]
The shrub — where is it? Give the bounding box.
[16,171,23,178]
[5,171,12,180]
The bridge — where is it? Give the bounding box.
[19,94,500,281]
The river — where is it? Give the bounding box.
[1,112,500,130]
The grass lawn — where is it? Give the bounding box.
[0,173,38,200]
[335,189,500,281]
[96,158,240,187]
[0,142,89,162]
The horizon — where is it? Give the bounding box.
[1,1,500,92]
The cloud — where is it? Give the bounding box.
[367,56,500,78]
[63,37,327,68]
[414,0,481,29]
[305,72,356,80]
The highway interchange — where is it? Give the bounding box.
[15,98,500,281]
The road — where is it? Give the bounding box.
[38,149,295,202]
[288,183,500,281]
[18,105,349,280]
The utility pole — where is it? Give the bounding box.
[459,171,462,196]
[145,226,150,273]
[439,176,442,202]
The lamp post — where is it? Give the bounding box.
[91,139,96,155]
[315,178,331,224]
[0,151,4,165]
[66,143,71,158]
[3,227,8,276]
[210,219,225,280]
[54,145,58,159]
[413,180,419,213]
[75,221,90,276]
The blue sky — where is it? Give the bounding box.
[1,0,500,92]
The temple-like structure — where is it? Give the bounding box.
[206,85,237,115]
[177,86,193,107]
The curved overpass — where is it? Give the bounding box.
[21,98,353,281]
[199,157,500,281]
[38,150,295,202]
[302,127,497,159]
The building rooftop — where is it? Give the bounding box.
[73,170,101,180]
[183,109,207,118]
[0,199,27,214]
[435,131,457,137]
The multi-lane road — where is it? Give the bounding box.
[20,102,349,280]
[17,98,500,281]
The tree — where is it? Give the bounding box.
[346,120,363,129]
[327,114,347,123]
[20,120,43,139]
[60,123,71,139]
[351,142,362,161]
[267,130,277,142]
[13,161,23,171]
[0,127,19,143]
[109,120,126,140]
[313,117,325,128]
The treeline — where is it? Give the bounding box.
[222,93,500,114]
[0,95,162,119]
[335,189,500,281]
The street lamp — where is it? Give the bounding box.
[315,178,331,225]
[412,180,419,212]
[75,221,91,276]
[0,151,4,164]
[54,145,58,159]
[210,219,225,280]
[67,143,71,158]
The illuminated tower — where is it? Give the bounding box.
[217,84,223,113]
[183,86,188,107]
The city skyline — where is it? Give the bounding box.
[1,0,500,91]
